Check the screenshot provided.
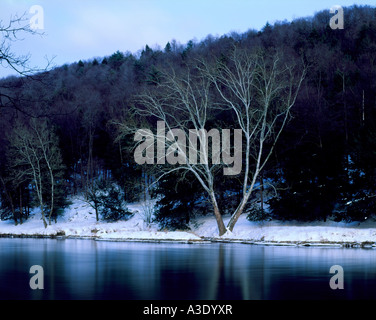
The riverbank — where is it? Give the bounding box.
[1,198,376,248]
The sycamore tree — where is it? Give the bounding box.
[200,46,306,232]
[116,65,232,235]
[117,45,306,236]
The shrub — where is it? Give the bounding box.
[100,184,133,221]
[86,179,133,222]
[246,207,272,222]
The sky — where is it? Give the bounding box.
[0,0,375,78]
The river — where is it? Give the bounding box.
[0,238,375,300]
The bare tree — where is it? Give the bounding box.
[9,120,47,227]
[117,46,306,236]
[116,66,230,235]
[0,13,53,118]
[0,13,49,76]
[200,47,306,232]
[8,118,65,228]
[85,179,106,222]
[32,119,65,224]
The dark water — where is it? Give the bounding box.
[0,238,375,300]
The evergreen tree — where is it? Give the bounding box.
[86,179,133,222]
[153,171,211,230]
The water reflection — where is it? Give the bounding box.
[0,239,376,300]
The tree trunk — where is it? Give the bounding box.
[19,187,23,225]
[47,172,55,226]
[143,171,147,203]
[260,174,264,213]
[37,185,47,228]
[214,204,226,236]
[87,126,94,190]
[227,201,247,232]
[227,189,253,232]
[10,199,17,226]
[210,192,226,236]
[40,206,47,229]
[95,206,99,222]
[6,191,16,226]
[37,181,47,228]
[26,191,30,218]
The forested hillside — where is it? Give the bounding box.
[1,5,375,233]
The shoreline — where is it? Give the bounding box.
[1,198,376,249]
[1,232,375,248]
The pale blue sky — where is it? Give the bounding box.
[0,0,374,78]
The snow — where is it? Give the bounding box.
[0,198,203,242]
[193,215,376,246]
[1,197,376,247]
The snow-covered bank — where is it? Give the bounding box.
[194,215,376,247]
[1,198,376,247]
[0,199,203,243]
